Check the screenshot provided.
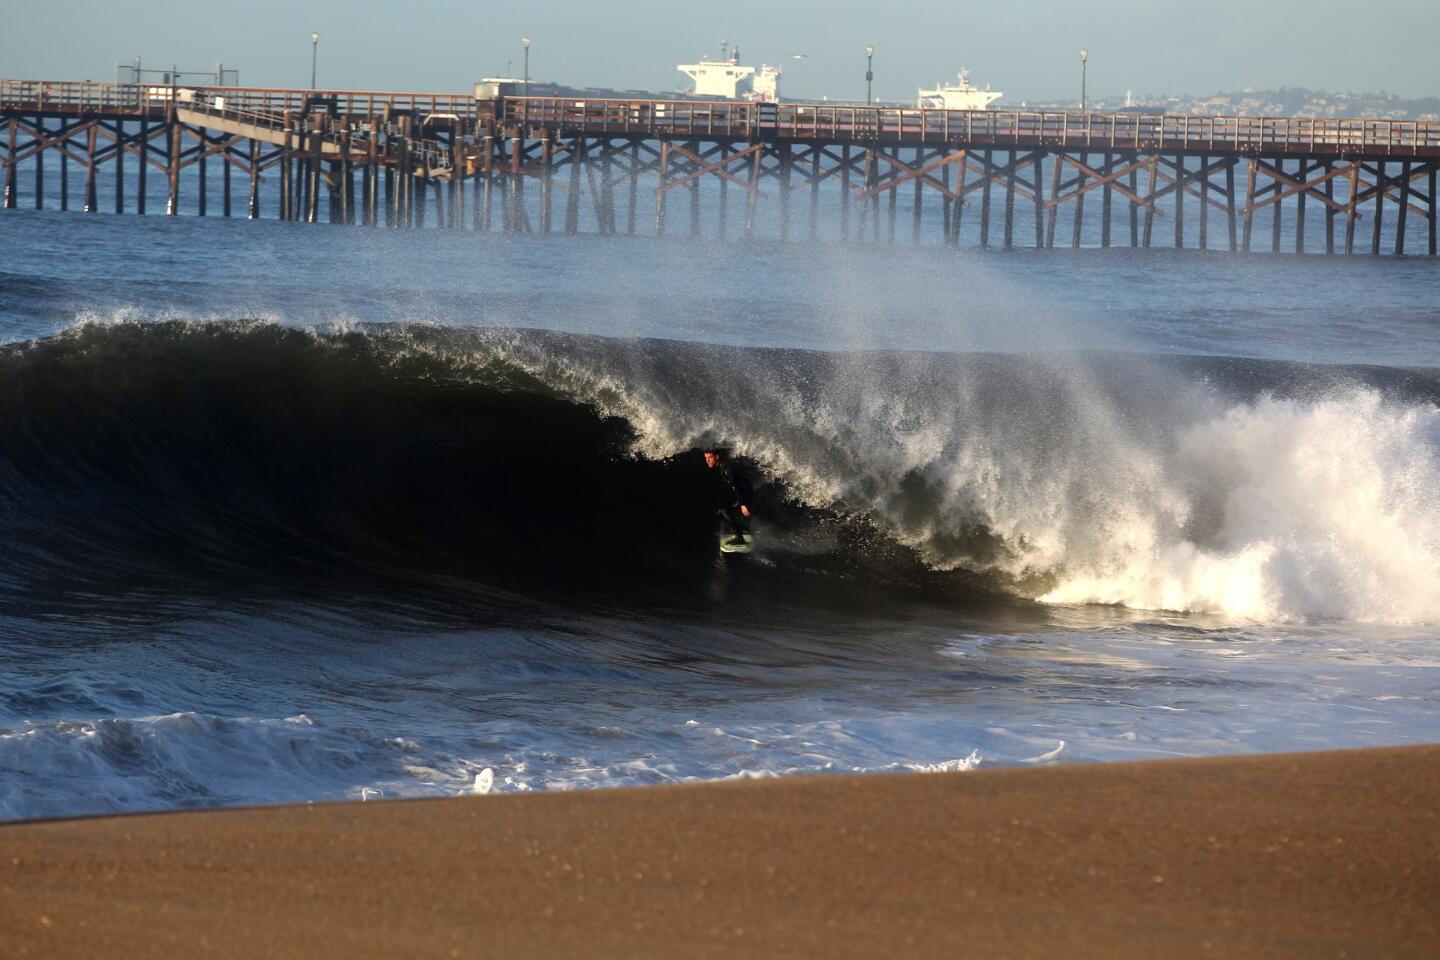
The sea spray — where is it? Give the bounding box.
[479,331,1440,621]
[1043,391,1440,620]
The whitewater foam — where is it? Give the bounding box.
[474,331,1439,622]
[1042,391,1440,621]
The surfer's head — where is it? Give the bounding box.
[702,449,721,469]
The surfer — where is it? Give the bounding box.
[703,448,753,546]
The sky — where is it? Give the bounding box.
[3,0,1437,102]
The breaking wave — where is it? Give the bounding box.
[1,319,1436,622]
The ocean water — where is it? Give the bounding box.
[1,207,1437,821]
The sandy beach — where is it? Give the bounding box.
[4,744,1437,959]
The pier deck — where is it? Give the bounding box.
[3,79,1437,254]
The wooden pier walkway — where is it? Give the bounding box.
[3,79,1438,255]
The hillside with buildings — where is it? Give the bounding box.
[1027,87,1439,120]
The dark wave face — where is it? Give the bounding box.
[1,320,1437,622]
[0,323,691,604]
[0,322,981,618]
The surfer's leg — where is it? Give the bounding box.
[718,506,746,539]
[719,506,749,544]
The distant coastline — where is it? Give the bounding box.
[1017,86,1440,120]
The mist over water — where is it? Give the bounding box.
[4,206,1440,364]
[477,327,1440,622]
[0,209,1437,822]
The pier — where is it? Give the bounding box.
[3,78,1438,255]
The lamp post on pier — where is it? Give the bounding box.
[1079,48,1088,113]
[522,36,531,97]
[865,45,875,104]
[311,32,319,90]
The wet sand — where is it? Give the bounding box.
[4,745,1437,959]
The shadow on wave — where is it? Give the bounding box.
[0,321,1004,621]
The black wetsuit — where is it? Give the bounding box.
[715,459,754,540]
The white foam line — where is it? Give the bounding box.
[1021,741,1066,763]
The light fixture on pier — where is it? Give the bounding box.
[311,32,320,90]
[1080,48,1088,113]
[522,36,531,97]
[865,45,875,105]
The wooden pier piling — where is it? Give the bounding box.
[1394,161,1410,256]
[979,150,992,248]
[84,123,97,213]
[1430,166,1438,256]
[1371,161,1386,256]
[33,115,43,210]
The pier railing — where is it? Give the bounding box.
[506,97,1440,157]
[5,80,1437,158]
[0,79,479,122]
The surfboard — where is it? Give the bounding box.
[719,533,754,555]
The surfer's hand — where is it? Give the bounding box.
[740,505,751,518]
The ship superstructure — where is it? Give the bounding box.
[750,63,781,103]
[916,68,1002,110]
[677,42,781,101]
